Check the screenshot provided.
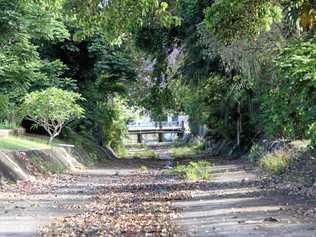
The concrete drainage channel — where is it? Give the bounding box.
[0,146,85,182]
[1,145,316,237]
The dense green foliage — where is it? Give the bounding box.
[118,0,315,154]
[204,0,282,44]
[262,37,316,138]
[1,0,316,155]
[0,1,138,151]
[0,0,70,100]
[66,0,181,41]
[0,95,20,128]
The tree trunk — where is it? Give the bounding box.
[49,135,54,145]
[236,103,241,147]
[96,123,104,146]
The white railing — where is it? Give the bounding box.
[127,121,183,130]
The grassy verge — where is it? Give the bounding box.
[166,161,212,181]
[169,143,205,158]
[258,150,290,175]
[0,135,52,150]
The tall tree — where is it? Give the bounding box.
[0,0,70,101]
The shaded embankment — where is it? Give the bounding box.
[0,147,85,181]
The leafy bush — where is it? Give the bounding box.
[258,151,290,175]
[0,95,21,128]
[247,144,265,163]
[166,161,212,181]
[116,145,129,158]
[308,123,316,155]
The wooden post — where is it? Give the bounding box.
[236,102,241,147]
[158,133,163,143]
[177,132,184,138]
[137,133,143,144]
[181,121,185,130]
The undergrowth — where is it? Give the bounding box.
[166,161,212,181]
[170,140,205,158]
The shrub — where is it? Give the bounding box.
[166,161,212,181]
[308,123,316,155]
[258,150,290,175]
[0,95,21,128]
[22,87,85,144]
[247,144,265,163]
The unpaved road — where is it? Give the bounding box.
[174,162,316,237]
[0,157,316,236]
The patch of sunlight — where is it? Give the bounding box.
[191,187,261,198]
[0,136,51,150]
[180,203,284,218]
[290,139,310,149]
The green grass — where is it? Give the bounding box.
[139,165,149,173]
[166,161,212,181]
[116,145,129,158]
[119,144,159,159]
[258,150,290,175]
[135,149,158,158]
[126,148,159,159]
[0,136,52,150]
[170,143,205,158]
[30,156,66,174]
